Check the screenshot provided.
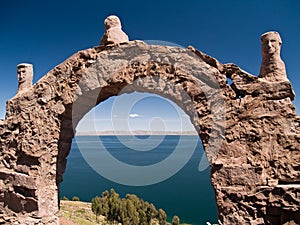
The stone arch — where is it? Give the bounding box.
[59,51,224,190]
[0,41,299,225]
[56,42,227,189]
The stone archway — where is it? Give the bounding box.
[0,39,299,224]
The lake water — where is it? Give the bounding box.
[60,135,218,225]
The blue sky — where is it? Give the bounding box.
[76,93,195,132]
[1,0,299,132]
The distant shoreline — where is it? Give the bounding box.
[75,130,198,136]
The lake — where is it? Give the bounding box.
[60,135,218,225]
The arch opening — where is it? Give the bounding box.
[53,43,226,224]
[59,91,218,224]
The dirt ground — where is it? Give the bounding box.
[59,217,77,225]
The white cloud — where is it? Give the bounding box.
[129,113,140,118]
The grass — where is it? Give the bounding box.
[59,200,108,225]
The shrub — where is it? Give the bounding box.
[172,215,180,225]
[62,196,69,200]
[72,196,80,201]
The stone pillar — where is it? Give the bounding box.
[100,15,129,46]
[17,63,33,94]
[259,31,287,81]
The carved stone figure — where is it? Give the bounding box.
[17,63,33,94]
[259,31,287,81]
[100,15,129,46]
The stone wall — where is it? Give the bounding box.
[0,41,299,224]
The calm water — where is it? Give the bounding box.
[60,135,218,225]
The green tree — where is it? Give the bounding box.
[124,199,139,225]
[90,189,169,225]
[107,188,121,222]
[158,208,167,225]
[100,191,109,217]
[91,196,102,223]
[101,190,109,198]
[125,194,148,225]
[146,203,158,224]
[172,215,180,225]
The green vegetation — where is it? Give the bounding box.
[91,196,103,223]
[72,196,80,201]
[91,188,168,225]
[172,215,180,225]
[62,196,69,200]
[59,191,195,225]
[59,200,101,225]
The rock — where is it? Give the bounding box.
[0,120,5,126]
[100,15,129,46]
[224,63,295,100]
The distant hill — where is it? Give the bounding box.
[76,130,198,136]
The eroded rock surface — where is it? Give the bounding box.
[100,15,129,46]
[0,40,299,224]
